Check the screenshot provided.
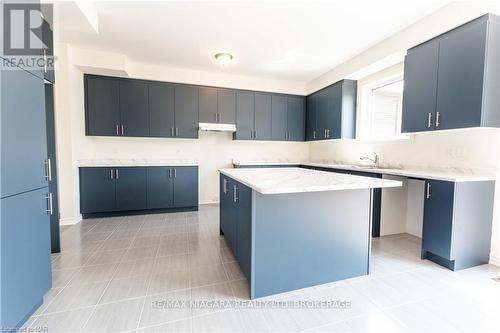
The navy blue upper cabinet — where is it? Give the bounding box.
[306,94,317,140]
[235,91,255,140]
[271,95,288,140]
[115,167,147,211]
[287,96,305,141]
[79,168,117,213]
[172,166,199,208]
[85,75,120,136]
[149,82,175,137]
[306,80,356,141]
[436,18,486,130]
[402,14,500,133]
[401,39,439,133]
[199,87,218,123]
[174,85,199,139]
[119,81,149,137]
[218,89,236,124]
[254,93,272,140]
[1,68,48,198]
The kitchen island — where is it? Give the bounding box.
[219,167,402,298]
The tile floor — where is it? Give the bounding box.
[23,204,500,332]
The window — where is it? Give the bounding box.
[357,63,407,141]
[369,79,403,138]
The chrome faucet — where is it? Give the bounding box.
[360,152,379,168]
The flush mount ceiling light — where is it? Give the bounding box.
[214,53,233,66]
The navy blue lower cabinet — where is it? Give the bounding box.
[1,188,52,329]
[422,179,495,270]
[235,183,252,279]
[115,167,147,211]
[81,166,198,216]
[80,167,117,213]
[147,167,174,209]
[172,166,199,208]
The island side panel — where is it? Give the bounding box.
[251,189,371,299]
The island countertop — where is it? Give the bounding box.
[219,167,402,194]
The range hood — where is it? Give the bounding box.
[199,122,236,132]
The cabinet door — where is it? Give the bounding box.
[45,84,60,253]
[220,175,231,236]
[85,76,120,136]
[224,179,238,253]
[1,68,47,198]
[1,188,51,328]
[316,89,329,139]
[147,167,174,209]
[287,96,305,141]
[115,167,147,211]
[436,19,487,130]
[41,19,55,83]
[235,183,252,279]
[235,91,254,140]
[254,93,272,140]
[328,84,342,139]
[174,85,199,138]
[306,94,317,141]
[218,89,236,124]
[119,80,149,137]
[422,180,455,260]
[401,40,439,133]
[199,87,218,123]
[149,82,175,137]
[173,166,198,208]
[79,168,116,213]
[271,95,287,141]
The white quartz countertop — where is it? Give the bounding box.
[232,160,496,182]
[78,159,199,167]
[219,167,402,194]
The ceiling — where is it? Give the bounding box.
[56,1,451,82]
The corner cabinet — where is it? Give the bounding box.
[402,14,500,133]
[306,80,357,141]
[80,166,198,216]
[421,179,495,270]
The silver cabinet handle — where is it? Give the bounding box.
[427,113,432,128]
[426,182,431,199]
[327,128,331,138]
[115,169,119,179]
[110,169,114,179]
[173,168,177,178]
[121,124,124,135]
[168,168,172,178]
[116,124,120,135]
[233,185,239,202]
[44,159,52,181]
[171,128,174,137]
[175,128,179,136]
[223,178,228,194]
[254,129,257,139]
[324,129,327,138]
[435,112,440,128]
[46,193,53,215]
[313,130,316,139]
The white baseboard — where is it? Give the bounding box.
[59,214,82,226]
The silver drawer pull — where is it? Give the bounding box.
[46,193,53,215]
